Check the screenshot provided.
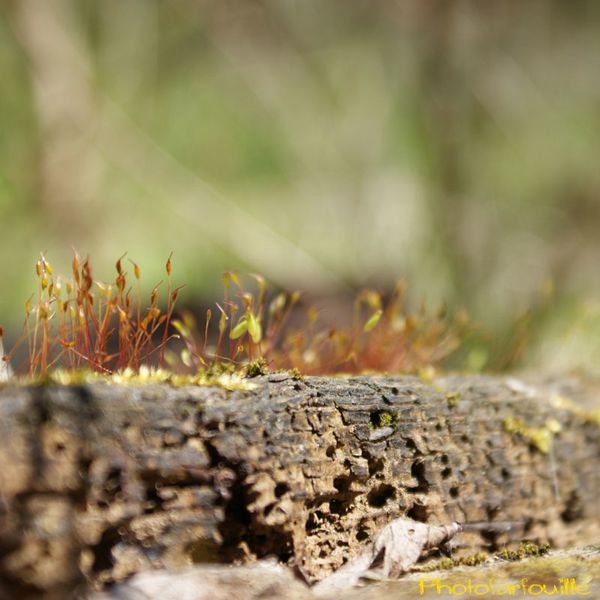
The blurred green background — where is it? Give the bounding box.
[2,0,600,372]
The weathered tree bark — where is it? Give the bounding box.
[0,374,599,599]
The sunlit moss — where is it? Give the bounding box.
[369,409,398,431]
[423,552,489,571]
[288,367,304,381]
[550,394,600,427]
[243,357,269,378]
[502,416,561,454]
[424,544,550,572]
[497,542,551,561]
[28,366,259,391]
[446,391,460,408]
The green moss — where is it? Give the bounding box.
[424,544,551,573]
[22,366,259,391]
[497,542,551,561]
[204,362,238,377]
[550,394,600,428]
[502,416,561,454]
[289,367,304,381]
[423,552,489,571]
[435,558,456,571]
[461,552,490,566]
[446,391,460,408]
[379,412,395,427]
[243,357,269,378]
[369,409,398,430]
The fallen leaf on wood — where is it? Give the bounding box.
[312,518,462,595]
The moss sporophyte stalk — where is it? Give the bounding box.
[1,253,471,381]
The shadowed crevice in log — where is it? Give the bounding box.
[561,490,584,523]
[222,469,297,564]
[91,527,121,574]
[407,460,429,493]
[406,502,430,523]
[366,484,396,508]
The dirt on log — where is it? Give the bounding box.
[0,374,599,598]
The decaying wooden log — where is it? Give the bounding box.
[0,374,599,598]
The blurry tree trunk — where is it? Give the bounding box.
[6,0,343,291]
[416,2,482,301]
[7,0,101,233]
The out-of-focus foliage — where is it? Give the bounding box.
[1,1,600,373]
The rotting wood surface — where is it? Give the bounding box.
[0,374,599,599]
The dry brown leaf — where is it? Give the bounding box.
[312,518,462,594]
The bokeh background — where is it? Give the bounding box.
[2,0,600,372]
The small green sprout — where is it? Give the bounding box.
[247,311,262,344]
[363,309,383,332]
[230,316,248,340]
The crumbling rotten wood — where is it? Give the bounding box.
[0,374,599,599]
